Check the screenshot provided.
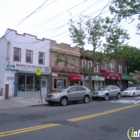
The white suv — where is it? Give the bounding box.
[92,85,121,101]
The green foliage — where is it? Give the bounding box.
[110,0,140,32]
[118,45,140,72]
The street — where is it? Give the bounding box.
[0,96,140,140]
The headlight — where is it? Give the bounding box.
[53,94,60,98]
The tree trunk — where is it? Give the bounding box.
[88,72,93,91]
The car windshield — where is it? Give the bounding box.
[125,87,135,91]
[98,86,108,91]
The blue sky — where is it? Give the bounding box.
[0,0,140,50]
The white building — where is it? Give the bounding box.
[0,29,51,99]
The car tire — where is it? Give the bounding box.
[116,93,121,99]
[48,102,54,106]
[60,97,68,106]
[83,96,90,103]
[104,94,109,101]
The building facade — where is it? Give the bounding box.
[50,41,81,92]
[0,29,51,98]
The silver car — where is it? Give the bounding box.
[92,85,121,101]
[45,86,91,106]
[122,87,140,97]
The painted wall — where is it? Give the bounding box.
[1,29,51,97]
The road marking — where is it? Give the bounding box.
[111,99,140,104]
[1,103,140,138]
[68,103,140,122]
[0,123,60,138]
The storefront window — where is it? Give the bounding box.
[34,76,40,91]
[18,75,25,91]
[26,76,33,91]
[54,79,67,89]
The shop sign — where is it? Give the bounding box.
[101,71,122,80]
[62,68,78,73]
[41,88,46,95]
[52,73,58,77]
[52,66,61,72]
[92,75,105,81]
[6,63,51,73]
[6,64,16,69]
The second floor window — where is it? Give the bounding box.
[13,47,21,62]
[26,50,33,63]
[118,65,122,73]
[39,52,45,65]
[94,63,98,72]
[55,56,58,66]
[64,57,68,67]
[82,59,86,67]
[88,61,92,69]
[125,66,127,74]
[102,62,106,70]
[110,63,114,71]
[72,59,75,68]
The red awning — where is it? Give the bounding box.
[101,71,122,80]
[68,75,82,81]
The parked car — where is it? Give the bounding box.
[122,87,140,97]
[45,86,91,106]
[92,85,121,101]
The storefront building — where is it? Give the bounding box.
[0,29,51,98]
[50,41,81,92]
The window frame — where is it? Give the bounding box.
[94,63,98,72]
[72,59,75,68]
[110,63,115,72]
[64,57,68,67]
[118,65,122,73]
[88,61,92,69]
[38,52,45,65]
[82,59,86,67]
[26,50,33,63]
[13,47,21,62]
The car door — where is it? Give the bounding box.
[76,86,85,100]
[108,86,115,97]
[67,86,77,101]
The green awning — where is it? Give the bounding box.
[122,74,133,80]
[92,75,105,81]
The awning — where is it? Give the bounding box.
[101,71,122,80]
[68,75,82,81]
[122,74,133,80]
[92,75,105,81]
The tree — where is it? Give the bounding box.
[109,0,140,33]
[118,45,140,73]
[57,16,129,91]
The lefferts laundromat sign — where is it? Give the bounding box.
[6,63,51,73]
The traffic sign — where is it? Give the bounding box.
[36,68,41,76]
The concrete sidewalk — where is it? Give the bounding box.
[0,96,48,110]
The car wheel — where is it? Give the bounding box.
[116,93,121,99]
[48,102,54,106]
[60,97,68,106]
[104,94,109,101]
[83,96,90,103]
[133,93,135,97]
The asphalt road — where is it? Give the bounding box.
[0,96,140,140]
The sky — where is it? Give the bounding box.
[0,0,140,50]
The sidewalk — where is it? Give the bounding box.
[0,96,48,110]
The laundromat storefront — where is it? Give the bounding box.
[14,63,51,96]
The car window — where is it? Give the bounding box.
[76,86,86,91]
[108,86,113,90]
[112,86,118,89]
[69,87,76,92]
